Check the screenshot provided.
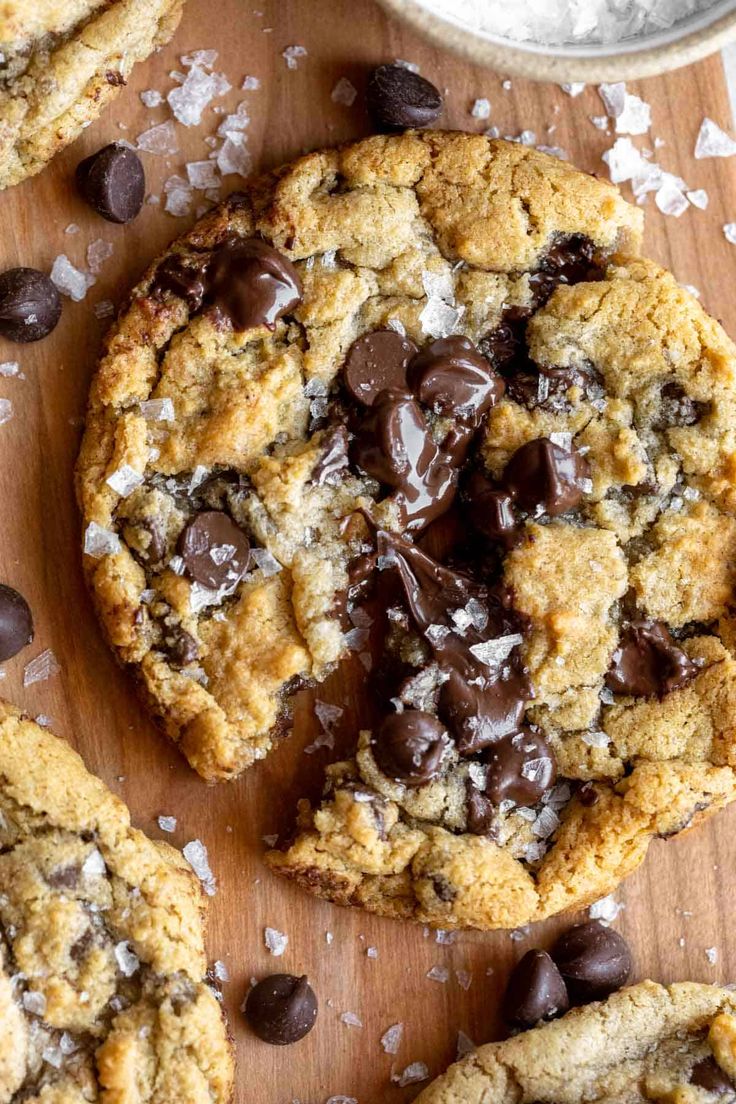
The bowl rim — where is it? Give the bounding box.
[376,0,736,81]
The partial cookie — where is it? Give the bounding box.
[414,981,736,1104]
[0,0,184,190]
[76,130,642,783]
[0,701,233,1103]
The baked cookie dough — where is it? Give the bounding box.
[414,981,736,1104]
[77,130,736,929]
[0,701,233,1103]
[0,0,184,190]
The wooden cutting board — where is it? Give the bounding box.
[3,2,736,1100]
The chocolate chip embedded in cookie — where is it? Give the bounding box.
[414,982,736,1104]
[0,0,184,190]
[0,700,233,1102]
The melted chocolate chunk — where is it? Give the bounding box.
[503,950,570,1028]
[0,267,62,343]
[76,143,145,224]
[464,471,519,548]
[466,782,496,835]
[408,336,505,422]
[484,729,557,807]
[690,1057,736,1095]
[151,254,208,310]
[178,511,251,590]
[343,330,417,406]
[366,64,443,130]
[206,237,302,330]
[312,426,349,485]
[350,390,458,531]
[165,627,199,667]
[528,234,602,307]
[480,322,524,372]
[244,974,318,1045]
[0,583,34,661]
[371,710,447,787]
[151,238,302,330]
[503,437,590,517]
[606,620,699,698]
[377,532,532,754]
[551,920,632,1002]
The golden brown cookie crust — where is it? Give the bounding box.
[0,701,233,1103]
[414,981,736,1104]
[0,0,184,190]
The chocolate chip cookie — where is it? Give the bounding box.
[0,0,184,190]
[0,700,233,1102]
[415,981,736,1104]
[77,130,736,929]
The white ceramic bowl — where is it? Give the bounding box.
[377,0,736,81]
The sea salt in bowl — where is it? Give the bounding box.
[378,0,736,81]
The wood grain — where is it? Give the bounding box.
[3,3,736,1101]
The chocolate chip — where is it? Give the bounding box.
[46,863,80,889]
[312,426,349,486]
[350,390,458,531]
[166,627,199,667]
[484,729,557,807]
[529,234,602,307]
[503,437,590,517]
[408,336,505,422]
[578,782,600,807]
[551,920,632,1002]
[503,950,570,1028]
[464,472,519,548]
[343,330,418,406]
[690,1057,736,1095]
[178,511,251,590]
[466,782,496,835]
[606,620,699,698]
[371,710,447,787]
[654,382,707,429]
[244,974,318,1045]
[0,268,62,343]
[206,237,302,331]
[0,584,33,661]
[480,322,524,372]
[76,143,145,224]
[151,254,208,311]
[366,64,443,130]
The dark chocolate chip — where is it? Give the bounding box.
[46,863,81,889]
[690,1057,736,1095]
[654,382,708,429]
[484,729,557,807]
[578,782,600,807]
[76,143,145,224]
[366,63,443,130]
[464,471,519,548]
[350,389,458,531]
[166,627,199,667]
[151,254,208,311]
[606,620,699,698]
[244,974,318,1045]
[503,950,570,1028]
[205,237,302,331]
[0,583,34,661]
[431,873,457,902]
[0,268,62,343]
[466,782,496,835]
[551,920,632,1002]
[312,426,350,486]
[408,336,505,422]
[528,234,602,307]
[178,511,251,590]
[343,330,418,406]
[371,710,447,787]
[503,437,590,517]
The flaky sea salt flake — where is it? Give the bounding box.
[471,98,491,119]
[139,397,175,422]
[0,398,11,425]
[381,1022,403,1053]
[216,135,252,177]
[561,82,585,97]
[115,941,140,976]
[23,648,62,686]
[51,255,94,301]
[158,815,177,832]
[250,548,282,576]
[457,1030,475,1058]
[393,1062,429,1087]
[264,927,288,955]
[427,965,449,983]
[168,64,230,126]
[687,188,709,209]
[589,894,624,923]
[331,78,357,106]
[695,117,736,159]
[82,848,106,876]
[282,45,307,70]
[724,223,736,245]
[469,634,523,666]
[106,464,144,497]
[86,239,113,275]
[655,181,688,217]
[140,89,163,107]
[183,839,216,895]
[341,1011,363,1028]
[137,120,178,155]
[84,522,121,557]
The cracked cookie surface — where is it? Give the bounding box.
[0,0,183,190]
[0,701,233,1103]
[78,130,736,931]
[414,981,736,1104]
